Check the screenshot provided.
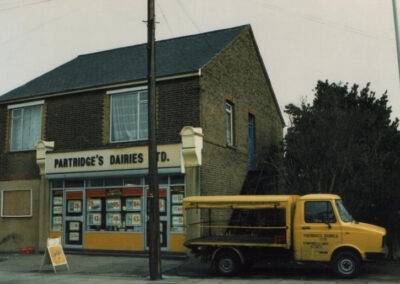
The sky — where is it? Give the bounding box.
[0,0,399,125]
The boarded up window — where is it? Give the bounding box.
[1,189,32,217]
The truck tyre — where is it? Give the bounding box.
[213,250,242,276]
[332,251,360,278]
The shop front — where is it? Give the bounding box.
[44,144,186,253]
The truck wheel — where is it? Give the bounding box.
[213,251,242,276]
[332,251,360,278]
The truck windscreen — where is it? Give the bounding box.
[335,199,353,222]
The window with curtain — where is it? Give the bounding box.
[226,102,234,146]
[111,89,148,142]
[10,105,42,151]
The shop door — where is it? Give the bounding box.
[64,190,84,249]
[146,188,169,251]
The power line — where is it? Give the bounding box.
[174,0,216,51]
[249,0,394,42]
[0,0,52,12]
[156,1,175,37]
[175,0,201,33]
[0,7,80,47]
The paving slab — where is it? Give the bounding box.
[0,252,399,283]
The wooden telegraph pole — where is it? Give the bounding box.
[147,0,162,280]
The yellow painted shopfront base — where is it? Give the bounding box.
[170,234,186,252]
[84,233,144,250]
[49,232,186,252]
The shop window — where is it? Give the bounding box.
[170,186,184,233]
[86,188,144,233]
[105,177,123,187]
[110,88,148,142]
[226,102,234,146]
[51,190,63,231]
[170,175,185,185]
[51,180,63,189]
[124,176,142,186]
[86,178,104,188]
[144,175,168,186]
[1,189,32,217]
[9,103,42,152]
[159,175,168,185]
[66,192,83,216]
[65,179,84,188]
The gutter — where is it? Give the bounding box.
[0,71,201,105]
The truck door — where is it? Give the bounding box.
[297,200,342,261]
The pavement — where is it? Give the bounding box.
[0,252,399,283]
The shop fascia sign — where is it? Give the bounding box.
[45,144,181,174]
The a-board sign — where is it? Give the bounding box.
[48,245,67,266]
[40,237,69,272]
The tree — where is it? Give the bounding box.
[284,81,400,257]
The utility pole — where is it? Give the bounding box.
[147,0,161,280]
[393,0,400,83]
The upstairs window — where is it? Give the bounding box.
[110,88,148,142]
[9,102,42,152]
[226,102,234,146]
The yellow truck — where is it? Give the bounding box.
[183,194,386,278]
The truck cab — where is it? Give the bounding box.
[293,194,386,277]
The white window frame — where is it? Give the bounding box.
[226,102,234,146]
[1,189,33,218]
[7,100,44,110]
[8,100,44,152]
[108,86,148,143]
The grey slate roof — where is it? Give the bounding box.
[0,25,248,103]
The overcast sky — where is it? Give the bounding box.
[1,0,399,125]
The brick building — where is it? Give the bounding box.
[0,25,284,253]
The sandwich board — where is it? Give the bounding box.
[40,237,69,272]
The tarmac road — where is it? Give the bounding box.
[0,253,399,283]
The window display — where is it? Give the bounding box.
[53,206,62,215]
[67,200,82,213]
[170,186,184,233]
[69,221,80,231]
[88,213,102,226]
[172,205,183,215]
[126,198,141,211]
[172,193,184,204]
[106,198,121,211]
[53,216,62,225]
[87,198,101,211]
[172,216,184,227]
[51,191,63,232]
[159,198,166,213]
[50,176,187,244]
[69,232,80,241]
[86,189,144,232]
[126,213,141,226]
[106,213,121,226]
[53,196,63,205]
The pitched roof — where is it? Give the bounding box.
[0,25,248,102]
